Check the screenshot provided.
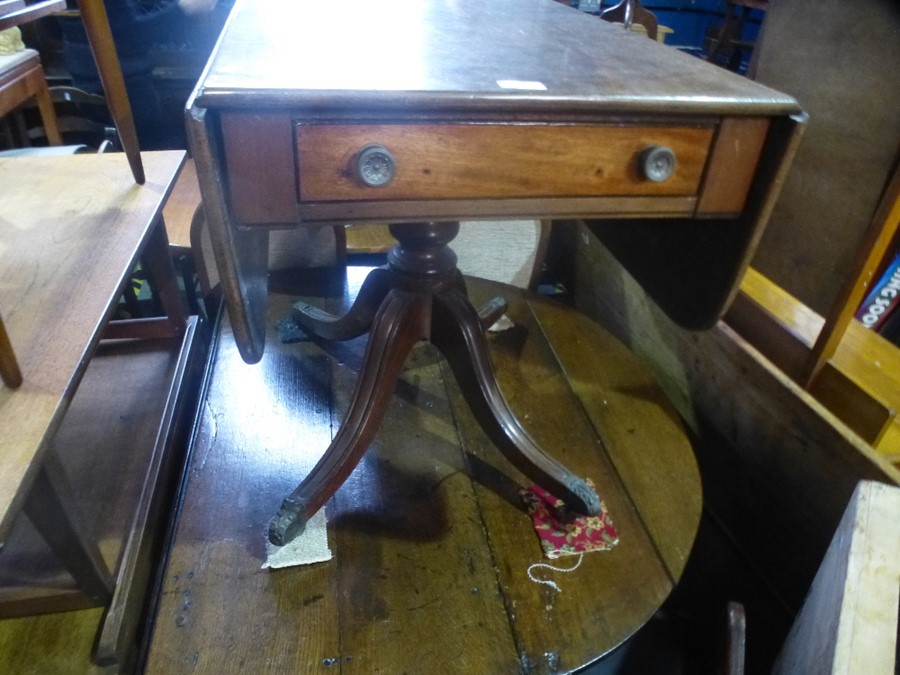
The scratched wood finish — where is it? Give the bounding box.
[144,273,700,674]
[295,124,713,202]
[0,151,186,543]
[193,0,798,116]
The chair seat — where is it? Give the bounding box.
[0,47,63,146]
[0,47,37,74]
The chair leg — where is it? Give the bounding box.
[0,311,23,388]
[32,68,62,146]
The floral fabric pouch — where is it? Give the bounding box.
[520,479,619,559]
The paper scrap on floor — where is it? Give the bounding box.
[262,508,332,569]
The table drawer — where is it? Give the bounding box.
[295,123,714,202]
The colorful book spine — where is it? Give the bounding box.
[856,253,900,332]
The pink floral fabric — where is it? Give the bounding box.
[521,479,618,559]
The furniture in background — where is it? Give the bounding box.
[0,49,62,144]
[705,0,769,71]
[1,0,142,180]
[0,0,64,147]
[68,0,143,181]
[723,0,900,462]
[0,151,205,669]
[144,274,702,673]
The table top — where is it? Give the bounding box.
[192,0,799,118]
[0,150,186,542]
[187,0,805,367]
[144,273,702,674]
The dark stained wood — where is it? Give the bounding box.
[189,0,802,363]
[22,450,114,607]
[187,106,269,364]
[0,150,201,671]
[297,194,699,225]
[0,312,22,389]
[94,318,207,666]
[143,273,700,674]
[588,113,806,329]
[194,0,797,116]
[269,222,599,545]
[525,297,701,579]
[220,112,297,225]
[76,0,144,184]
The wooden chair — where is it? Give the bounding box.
[0,1,65,147]
[1,1,141,180]
[23,85,118,150]
[65,0,144,182]
[0,48,63,145]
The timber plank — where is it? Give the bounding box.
[527,296,701,579]
[145,299,341,674]
[445,280,695,673]
[572,222,900,612]
[331,341,517,673]
[773,481,900,674]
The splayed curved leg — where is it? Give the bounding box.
[430,287,601,516]
[291,267,392,341]
[269,288,430,545]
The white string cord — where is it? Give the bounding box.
[526,553,584,593]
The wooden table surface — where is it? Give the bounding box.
[0,151,186,542]
[145,272,701,674]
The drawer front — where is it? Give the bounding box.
[295,123,714,202]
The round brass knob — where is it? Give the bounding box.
[356,144,397,187]
[640,145,677,183]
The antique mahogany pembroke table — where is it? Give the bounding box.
[186,0,803,544]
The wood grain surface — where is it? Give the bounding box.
[295,123,713,202]
[194,0,799,116]
[144,272,700,674]
[0,151,186,541]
